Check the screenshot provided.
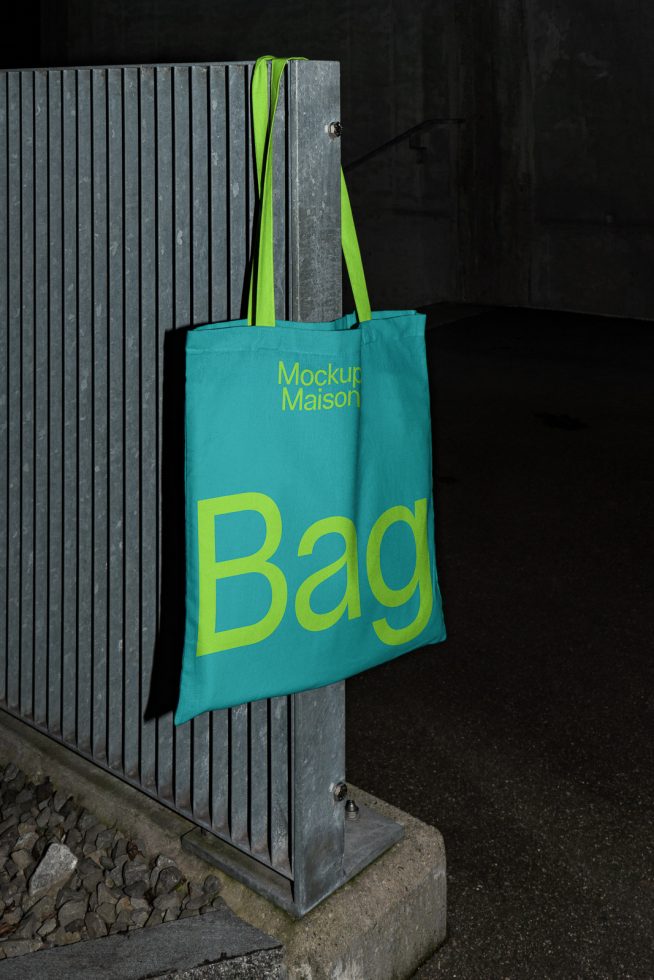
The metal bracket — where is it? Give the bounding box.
[182,800,404,918]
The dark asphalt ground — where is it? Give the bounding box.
[345,307,654,979]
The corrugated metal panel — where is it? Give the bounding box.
[0,61,346,910]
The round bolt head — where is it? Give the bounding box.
[328,121,342,139]
[333,781,348,802]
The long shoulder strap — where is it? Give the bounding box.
[248,55,372,326]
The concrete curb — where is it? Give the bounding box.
[0,908,284,979]
[0,710,446,978]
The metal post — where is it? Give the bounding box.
[287,60,347,914]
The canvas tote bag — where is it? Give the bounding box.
[174,56,445,724]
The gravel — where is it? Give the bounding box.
[0,761,224,961]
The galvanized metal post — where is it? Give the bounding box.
[286,61,347,914]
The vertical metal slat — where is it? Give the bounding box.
[46,71,63,735]
[107,66,124,771]
[269,695,291,874]
[172,64,191,813]
[154,64,173,802]
[123,65,141,780]
[207,63,229,836]
[272,68,286,320]
[210,709,229,834]
[33,70,49,728]
[76,68,93,753]
[7,71,22,715]
[249,698,269,859]
[61,68,78,745]
[91,67,108,763]
[0,73,8,707]
[229,703,249,846]
[139,64,157,791]
[190,64,210,824]
[19,71,35,720]
[227,66,246,320]
[209,66,227,325]
[191,65,209,327]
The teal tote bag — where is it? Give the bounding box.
[174,56,445,725]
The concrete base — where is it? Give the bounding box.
[0,710,447,979]
[273,787,447,980]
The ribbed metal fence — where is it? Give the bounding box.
[0,59,401,916]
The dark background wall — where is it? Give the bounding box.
[4,0,653,318]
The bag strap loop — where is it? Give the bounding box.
[248,55,372,327]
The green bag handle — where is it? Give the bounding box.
[248,55,372,327]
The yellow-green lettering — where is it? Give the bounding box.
[282,387,302,411]
[296,516,361,632]
[197,492,287,655]
[366,499,433,646]
[278,361,299,385]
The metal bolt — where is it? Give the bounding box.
[345,798,360,819]
[328,121,342,139]
[333,781,348,802]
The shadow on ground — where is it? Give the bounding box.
[346,307,654,979]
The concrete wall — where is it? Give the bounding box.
[38,0,464,309]
[530,0,654,319]
[464,0,654,319]
[38,0,654,319]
